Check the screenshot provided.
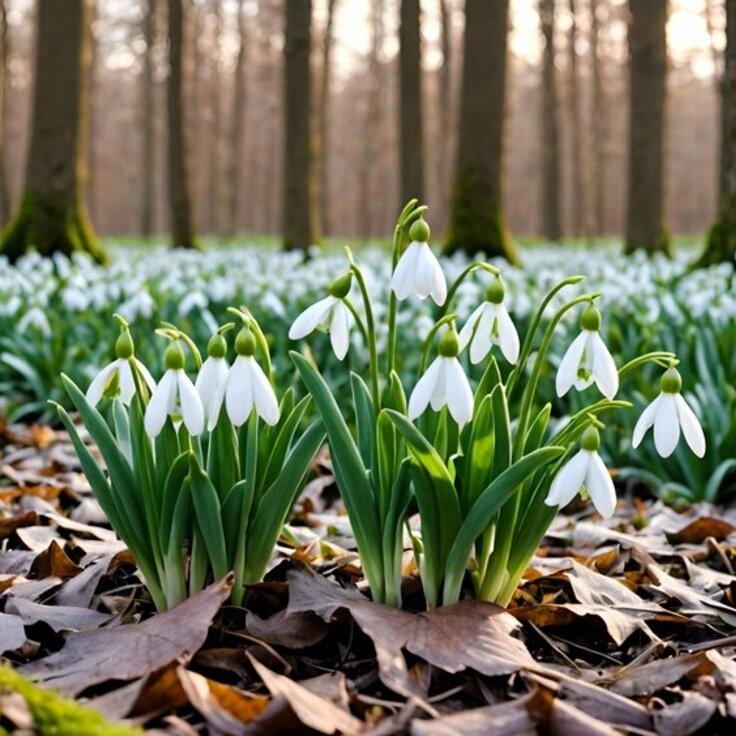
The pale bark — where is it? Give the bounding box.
[317,0,338,235]
[141,0,157,237]
[590,0,606,234]
[567,0,587,236]
[0,0,8,224]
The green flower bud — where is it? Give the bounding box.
[581,425,600,452]
[115,330,134,360]
[486,278,505,304]
[382,370,407,413]
[165,341,185,371]
[438,328,460,358]
[660,367,682,394]
[235,327,257,357]
[580,303,601,332]
[409,218,430,243]
[207,332,227,359]
[327,273,352,299]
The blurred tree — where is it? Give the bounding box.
[87,0,99,223]
[224,0,248,238]
[445,0,516,262]
[436,0,453,222]
[0,0,8,226]
[167,0,199,249]
[540,0,561,241]
[141,0,157,237]
[589,0,606,235]
[283,0,320,249]
[399,0,424,204]
[567,0,587,237]
[206,0,223,236]
[699,0,736,265]
[625,0,670,255]
[0,0,104,262]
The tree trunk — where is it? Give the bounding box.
[624,0,670,255]
[445,0,517,262]
[141,0,157,237]
[567,0,587,237]
[87,0,99,224]
[224,0,247,239]
[206,0,223,236]
[540,0,561,241]
[0,0,9,224]
[436,0,452,225]
[316,0,337,236]
[699,0,736,266]
[589,0,606,235]
[283,0,320,250]
[399,0,424,205]
[0,0,104,262]
[166,0,199,249]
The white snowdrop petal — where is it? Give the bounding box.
[86,360,118,406]
[546,450,590,508]
[391,242,421,300]
[586,452,617,518]
[653,393,680,458]
[225,357,254,427]
[675,394,706,458]
[288,296,336,340]
[118,360,137,404]
[330,301,351,360]
[134,359,157,393]
[144,370,177,437]
[408,357,442,420]
[414,244,437,300]
[177,371,205,436]
[470,305,497,365]
[429,252,447,306]
[497,305,520,364]
[444,357,474,425]
[248,358,281,426]
[555,331,589,397]
[591,332,619,399]
[458,303,485,351]
[632,394,662,448]
[430,358,449,411]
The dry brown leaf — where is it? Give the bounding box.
[607,652,707,697]
[30,540,83,580]
[652,691,717,736]
[287,565,534,698]
[0,510,38,539]
[666,517,735,544]
[244,608,328,648]
[19,575,233,695]
[5,596,112,632]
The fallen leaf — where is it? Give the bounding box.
[652,691,717,736]
[666,517,735,545]
[30,540,83,580]
[410,696,535,735]
[5,596,112,632]
[0,511,39,539]
[608,652,707,697]
[0,612,27,654]
[244,608,327,648]
[19,575,233,695]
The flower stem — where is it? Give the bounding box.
[349,259,381,408]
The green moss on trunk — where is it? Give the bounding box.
[443,167,519,264]
[1,190,107,264]
[695,217,736,267]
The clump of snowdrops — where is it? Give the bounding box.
[54,311,324,611]
[289,200,706,608]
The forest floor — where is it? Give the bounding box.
[1,419,736,735]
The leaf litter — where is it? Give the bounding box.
[1,421,736,733]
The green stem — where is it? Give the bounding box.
[439,261,500,319]
[349,261,381,408]
[617,351,676,380]
[342,297,369,345]
[418,313,457,375]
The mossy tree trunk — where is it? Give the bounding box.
[283,0,320,250]
[698,0,736,266]
[624,0,671,256]
[141,0,157,237]
[399,0,424,205]
[0,0,105,263]
[444,0,517,262]
[167,0,199,249]
[540,0,562,242]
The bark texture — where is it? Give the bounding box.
[540,0,561,241]
[141,0,157,237]
[283,0,320,250]
[0,0,8,224]
[699,0,736,265]
[445,0,517,262]
[0,0,104,262]
[166,0,199,249]
[317,0,337,235]
[399,0,424,205]
[624,0,670,255]
[567,0,587,236]
[590,0,606,235]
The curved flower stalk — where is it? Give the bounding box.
[53,314,324,611]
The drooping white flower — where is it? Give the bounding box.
[195,333,230,430]
[408,329,473,425]
[225,328,280,427]
[390,219,446,305]
[288,273,353,360]
[545,427,617,518]
[459,278,519,365]
[144,342,204,437]
[86,328,154,406]
[556,304,618,400]
[632,367,706,458]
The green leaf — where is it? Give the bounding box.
[158,451,192,545]
[443,446,564,605]
[207,410,240,500]
[351,373,376,470]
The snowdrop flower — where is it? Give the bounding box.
[391,219,447,305]
[86,328,155,406]
[459,277,519,365]
[195,332,230,430]
[288,273,353,360]
[408,328,473,425]
[556,304,618,400]
[545,426,616,518]
[632,367,706,458]
[225,327,280,426]
[17,306,51,337]
[144,341,204,438]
